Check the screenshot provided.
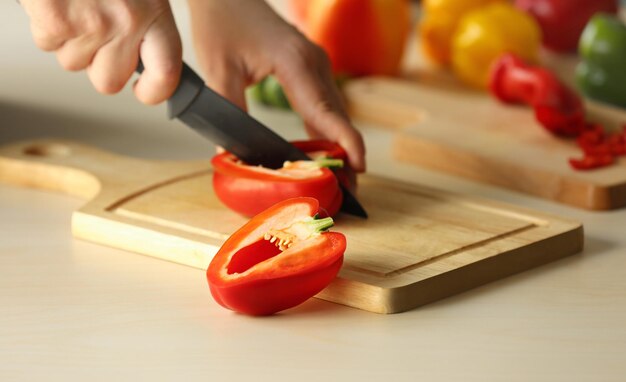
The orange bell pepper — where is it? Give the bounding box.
[292,0,411,76]
[420,0,504,66]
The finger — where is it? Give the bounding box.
[201,60,248,111]
[86,35,138,95]
[187,0,250,110]
[23,3,74,52]
[276,46,366,172]
[133,11,182,105]
[56,32,107,71]
[30,25,70,52]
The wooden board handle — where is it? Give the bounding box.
[0,139,159,200]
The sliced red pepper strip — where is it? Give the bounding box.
[612,145,626,156]
[211,140,347,217]
[207,197,346,316]
[606,134,626,156]
[576,122,626,158]
[569,154,615,170]
[581,143,612,156]
[577,125,605,148]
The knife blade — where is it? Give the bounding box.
[138,61,368,218]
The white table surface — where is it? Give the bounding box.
[2,1,626,381]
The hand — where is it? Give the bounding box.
[20,0,182,104]
[187,0,366,172]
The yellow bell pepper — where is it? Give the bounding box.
[420,0,504,66]
[451,3,541,89]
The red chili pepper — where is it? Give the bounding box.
[489,53,585,136]
[207,197,346,316]
[212,140,347,217]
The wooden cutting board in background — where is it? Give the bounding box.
[344,54,626,211]
[0,140,583,314]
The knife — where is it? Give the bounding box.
[137,62,368,218]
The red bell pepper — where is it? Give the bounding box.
[514,0,619,52]
[291,139,355,191]
[489,53,585,136]
[207,197,346,316]
[212,140,347,218]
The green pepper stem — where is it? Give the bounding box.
[315,158,344,169]
[307,216,334,233]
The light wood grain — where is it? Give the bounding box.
[0,139,583,313]
[344,74,626,211]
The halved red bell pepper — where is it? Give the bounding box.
[291,139,355,191]
[212,140,347,217]
[207,197,346,316]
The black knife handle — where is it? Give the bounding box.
[135,61,204,119]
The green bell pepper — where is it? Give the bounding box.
[248,76,292,110]
[576,14,626,109]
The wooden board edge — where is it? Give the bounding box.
[393,134,626,211]
[69,209,584,315]
[315,277,388,314]
[377,224,584,314]
[72,211,221,270]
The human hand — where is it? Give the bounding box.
[20,0,182,104]
[187,0,366,172]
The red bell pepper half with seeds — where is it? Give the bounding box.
[212,140,347,217]
[207,197,346,316]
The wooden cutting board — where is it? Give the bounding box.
[344,56,626,211]
[0,140,583,313]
